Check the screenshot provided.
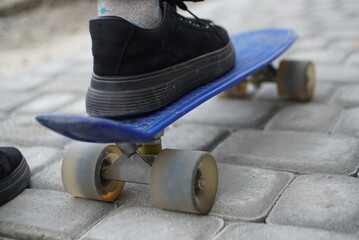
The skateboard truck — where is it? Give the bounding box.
[103,136,165,184]
[116,130,164,157]
[101,151,152,185]
[248,65,277,88]
[221,60,315,101]
[61,136,218,214]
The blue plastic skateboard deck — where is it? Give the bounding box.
[37,29,296,143]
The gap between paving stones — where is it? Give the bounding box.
[330,83,359,108]
[266,174,359,235]
[0,222,71,240]
[50,95,86,114]
[207,130,232,153]
[174,123,232,153]
[213,222,359,240]
[327,108,345,134]
[20,145,64,176]
[0,189,117,240]
[211,222,228,240]
[76,206,121,240]
[331,107,359,137]
[209,164,295,222]
[0,115,71,147]
[0,51,89,92]
[13,93,78,115]
[263,174,297,223]
[264,103,344,134]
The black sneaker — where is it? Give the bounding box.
[86,0,236,118]
[0,147,31,206]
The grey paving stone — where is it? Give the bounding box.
[271,20,312,34]
[266,174,359,235]
[317,65,359,83]
[332,107,359,137]
[289,49,347,64]
[55,97,86,115]
[0,91,35,112]
[253,82,338,103]
[0,0,41,15]
[179,97,277,128]
[0,189,115,240]
[33,57,73,76]
[347,52,359,66]
[0,236,19,240]
[15,93,77,114]
[31,157,66,192]
[213,222,358,240]
[330,39,359,52]
[322,29,359,40]
[265,104,342,133]
[162,124,228,151]
[71,51,92,65]
[212,130,359,175]
[1,70,54,91]
[282,26,315,39]
[318,14,359,28]
[39,64,91,93]
[0,115,70,147]
[294,37,329,50]
[115,183,152,207]
[210,164,294,222]
[0,53,86,91]
[18,145,61,175]
[333,84,359,107]
[81,206,223,240]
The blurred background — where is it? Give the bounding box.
[0,0,96,79]
[0,0,358,80]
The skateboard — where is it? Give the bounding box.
[36,29,316,214]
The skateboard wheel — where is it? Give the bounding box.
[219,80,248,98]
[277,60,316,101]
[62,143,125,202]
[150,149,218,214]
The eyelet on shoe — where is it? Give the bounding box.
[177,14,210,29]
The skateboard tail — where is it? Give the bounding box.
[36,115,154,143]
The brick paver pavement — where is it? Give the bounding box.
[1,0,359,239]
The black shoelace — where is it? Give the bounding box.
[164,0,204,20]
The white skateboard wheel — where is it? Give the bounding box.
[150,149,218,214]
[62,142,125,201]
[277,60,316,101]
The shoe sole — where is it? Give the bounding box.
[86,42,236,118]
[0,155,30,206]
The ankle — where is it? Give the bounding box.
[97,0,162,28]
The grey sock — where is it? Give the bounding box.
[98,0,162,28]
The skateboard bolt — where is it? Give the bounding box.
[199,176,206,189]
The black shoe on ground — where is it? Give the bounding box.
[0,147,31,206]
[86,0,236,118]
